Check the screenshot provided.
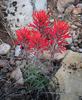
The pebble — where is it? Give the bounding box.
[74,22,82,27]
[15,45,21,57]
[57,0,75,13]
[43,50,68,60]
[65,4,75,14]
[78,48,82,53]
[72,7,82,15]
[0,43,11,55]
[10,67,24,85]
[71,25,78,29]
[54,51,68,60]
[0,60,8,68]
[76,3,82,8]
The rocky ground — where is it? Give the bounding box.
[0,0,82,100]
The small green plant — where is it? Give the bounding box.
[22,63,49,93]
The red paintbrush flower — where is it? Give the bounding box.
[16,27,30,44]
[50,20,71,52]
[29,10,51,35]
[16,27,49,51]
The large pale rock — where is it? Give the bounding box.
[52,50,82,100]
[57,0,75,13]
[0,43,11,55]
[11,67,24,85]
[3,0,33,31]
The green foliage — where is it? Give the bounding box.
[22,63,49,93]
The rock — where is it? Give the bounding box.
[78,48,82,53]
[60,94,78,100]
[47,0,57,10]
[62,50,82,66]
[57,0,75,13]
[54,50,82,99]
[0,60,8,68]
[35,0,47,11]
[71,25,78,29]
[15,45,21,57]
[70,45,76,51]
[54,51,68,60]
[65,4,75,14]
[16,61,22,66]
[19,60,26,68]
[74,22,82,27]
[43,50,68,60]
[3,0,33,31]
[72,7,82,14]
[16,60,26,69]
[0,43,11,55]
[10,67,24,85]
[76,3,82,8]
[70,30,78,39]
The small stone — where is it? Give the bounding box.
[16,61,22,66]
[78,48,82,53]
[72,30,78,39]
[50,18,54,23]
[71,25,77,29]
[72,7,82,14]
[19,60,26,68]
[70,46,76,51]
[57,0,75,13]
[0,43,11,55]
[15,45,21,57]
[65,5,75,14]
[74,22,82,27]
[10,67,24,85]
[76,3,82,8]
[43,50,68,60]
[54,51,68,60]
[0,60,8,68]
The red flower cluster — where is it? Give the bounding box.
[29,10,52,38]
[51,20,71,52]
[16,28,49,50]
[16,10,71,53]
[30,10,49,30]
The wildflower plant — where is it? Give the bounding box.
[16,10,71,59]
[14,10,70,98]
